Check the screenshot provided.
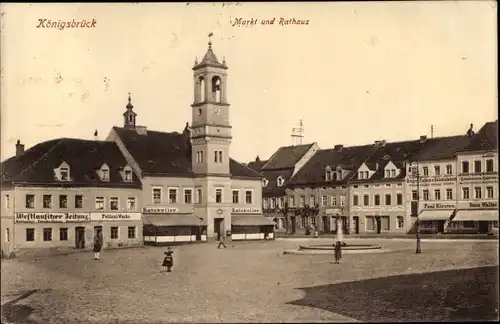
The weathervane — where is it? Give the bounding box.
[208,32,213,48]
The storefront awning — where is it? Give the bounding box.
[232,215,275,226]
[453,210,499,222]
[418,210,453,221]
[143,214,206,226]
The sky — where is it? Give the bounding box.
[1,2,497,164]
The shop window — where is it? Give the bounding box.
[463,221,475,228]
[60,228,68,241]
[397,216,404,229]
[75,195,83,208]
[59,195,68,208]
[43,195,52,208]
[111,227,119,239]
[26,228,35,242]
[128,226,136,239]
[43,228,52,241]
[26,194,35,209]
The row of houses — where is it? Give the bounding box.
[250,121,498,236]
[0,40,274,257]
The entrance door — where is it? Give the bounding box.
[437,221,445,233]
[214,218,223,240]
[291,216,296,234]
[376,217,382,234]
[322,216,328,233]
[194,226,202,241]
[478,221,489,234]
[353,216,359,234]
[75,227,85,249]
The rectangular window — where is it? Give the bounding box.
[397,183,403,187]
[184,189,193,204]
[216,188,223,203]
[43,195,52,208]
[475,187,482,199]
[299,196,305,207]
[102,169,109,181]
[446,188,453,200]
[474,160,482,173]
[153,188,162,204]
[43,228,52,241]
[218,151,223,163]
[60,167,69,181]
[331,196,337,206]
[245,190,253,204]
[196,189,203,204]
[423,190,429,201]
[434,189,441,200]
[95,197,104,210]
[124,170,133,182]
[279,197,284,209]
[289,196,295,207]
[412,190,418,200]
[385,184,391,188]
[363,194,369,206]
[71,195,83,210]
[364,184,369,188]
[59,195,68,208]
[110,227,119,239]
[60,228,68,241]
[168,189,178,204]
[127,197,136,211]
[374,194,380,206]
[487,186,494,199]
[110,197,119,210]
[391,169,396,177]
[321,195,327,206]
[486,159,494,172]
[26,194,35,208]
[340,195,346,206]
[309,195,316,206]
[462,187,470,200]
[5,194,10,208]
[446,164,452,175]
[128,226,136,239]
[397,216,404,229]
[385,170,390,178]
[434,165,440,176]
[462,161,469,174]
[232,190,239,204]
[396,193,403,205]
[353,195,359,206]
[26,228,35,242]
[385,194,391,205]
[422,166,428,176]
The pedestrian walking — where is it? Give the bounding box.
[162,247,174,272]
[93,239,102,260]
[217,234,227,249]
[334,241,342,264]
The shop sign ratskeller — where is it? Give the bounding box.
[232,207,261,214]
[15,212,90,223]
[142,207,179,214]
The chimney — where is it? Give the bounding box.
[334,145,343,151]
[94,129,99,141]
[466,123,475,137]
[255,155,260,162]
[15,139,25,157]
[420,135,427,143]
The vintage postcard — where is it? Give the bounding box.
[0,2,498,323]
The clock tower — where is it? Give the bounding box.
[191,35,231,176]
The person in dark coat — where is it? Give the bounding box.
[162,247,174,272]
[333,241,342,264]
[93,239,102,260]
[217,234,227,249]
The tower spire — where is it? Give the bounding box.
[123,92,137,129]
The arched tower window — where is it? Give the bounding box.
[198,76,205,103]
[212,76,221,103]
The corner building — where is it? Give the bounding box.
[107,40,271,244]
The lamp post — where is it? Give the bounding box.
[410,160,422,254]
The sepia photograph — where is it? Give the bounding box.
[0,2,498,323]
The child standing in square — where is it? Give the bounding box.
[162,247,174,272]
[334,241,342,264]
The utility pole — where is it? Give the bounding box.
[413,160,422,254]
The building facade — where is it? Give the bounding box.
[1,139,143,256]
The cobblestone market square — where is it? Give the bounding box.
[1,238,498,323]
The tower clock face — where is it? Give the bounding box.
[197,108,202,116]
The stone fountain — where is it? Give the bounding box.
[334,217,347,247]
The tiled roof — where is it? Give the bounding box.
[1,138,141,188]
[247,158,268,173]
[262,143,314,170]
[113,127,262,179]
[460,120,498,152]
[288,144,377,186]
[411,135,472,161]
[261,169,294,197]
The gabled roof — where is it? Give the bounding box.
[261,169,294,197]
[288,144,377,186]
[262,143,314,170]
[460,120,498,152]
[112,127,262,179]
[1,138,141,188]
[411,135,472,161]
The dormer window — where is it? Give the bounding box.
[262,178,269,187]
[60,167,69,181]
[277,176,284,187]
[55,161,70,181]
[124,170,132,182]
[99,164,110,181]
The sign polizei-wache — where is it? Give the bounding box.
[90,212,142,221]
[15,212,90,223]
